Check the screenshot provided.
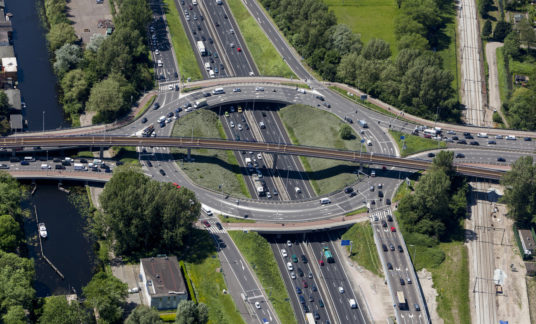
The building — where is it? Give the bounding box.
[5,88,20,111]
[519,229,535,259]
[9,113,21,132]
[140,256,187,310]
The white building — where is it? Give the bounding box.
[140,255,187,310]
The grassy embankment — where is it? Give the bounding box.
[389,130,447,157]
[228,231,296,324]
[341,223,382,277]
[134,94,156,119]
[218,214,256,223]
[162,0,203,80]
[278,104,363,195]
[171,109,250,198]
[226,0,295,78]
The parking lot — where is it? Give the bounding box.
[111,263,144,305]
[67,0,113,44]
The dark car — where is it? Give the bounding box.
[497,157,506,162]
[382,220,387,227]
[314,312,320,320]
[159,169,166,176]
[344,187,354,194]
[349,191,357,197]
[457,140,467,144]
[116,161,124,166]
[80,159,88,163]
[455,153,465,158]
[100,163,108,169]
[452,136,459,140]
[20,160,29,166]
[312,284,317,292]
[215,222,223,230]
[141,117,148,124]
[323,102,331,108]
[387,262,393,270]
[488,140,496,144]
[297,268,304,277]
[147,160,153,167]
[55,164,65,170]
[398,245,403,252]
[378,190,384,198]
[167,112,174,118]
[62,160,71,166]
[427,152,435,158]
[53,157,61,163]
[386,198,391,205]
[301,255,308,263]
[470,141,479,145]
[400,278,405,285]
[389,243,395,251]
[299,295,305,304]
[175,107,183,113]
[296,287,302,294]
[465,134,474,139]
[382,244,388,252]
[463,132,471,137]
[524,137,532,141]
[318,299,324,307]
[387,214,393,222]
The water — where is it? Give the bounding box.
[5,0,68,130]
[23,182,95,297]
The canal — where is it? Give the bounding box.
[6,0,67,131]
[23,181,96,297]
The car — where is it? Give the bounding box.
[465,134,474,139]
[153,102,160,110]
[215,21,219,26]
[287,262,293,271]
[497,157,506,162]
[168,84,173,90]
[80,159,88,163]
[457,140,467,144]
[427,152,435,158]
[224,111,230,118]
[382,220,387,227]
[387,262,393,270]
[303,280,308,288]
[470,141,479,145]
[398,245,403,252]
[128,287,140,293]
[390,226,396,232]
[159,169,166,176]
[287,240,292,246]
[415,303,421,311]
[255,87,264,91]
[387,214,393,222]
[296,286,302,294]
[237,123,243,131]
[146,160,153,167]
[299,295,305,304]
[386,198,392,205]
[455,153,465,158]
[400,278,405,285]
[290,272,296,279]
[319,259,324,266]
[344,187,354,194]
[389,243,395,251]
[314,312,320,320]
[20,160,29,166]
[302,304,309,313]
[167,112,174,118]
[312,284,317,291]
[447,130,456,135]
[233,88,241,93]
[281,249,288,257]
[308,272,313,279]
[55,164,65,170]
[202,220,210,228]
[308,294,313,302]
[255,302,260,309]
[407,277,412,284]
[141,117,148,123]
[230,121,235,128]
[378,190,384,198]
[338,286,344,294]
[488,140,496,144]
[297,268,304,277]
[463,132,471,136]
[215,222,223,230]
[301,255,308,263]
[495,134,504,139]
[452,136,459,140]
[319,299,324,307]
[382,244,388,251]
[524,137,532,141]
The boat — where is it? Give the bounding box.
[38,223,47,239]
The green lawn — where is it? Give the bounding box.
[496,47,509,103]
[172,109,250,198]
[226,0,295,78]
[324,0,398,56]
[437,4,460,98]
[218,214,256,223]
[279,104,362,195]
[163,0,203,80]
[135,94,156,119]
[345,207,368,216]
[185,252,246,324]
[389,130,446,157]
[509,53,536,75]
[341,223,382,277]
[228,231,296,324]
[111,146,141,165]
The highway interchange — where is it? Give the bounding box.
[5,0,536,323]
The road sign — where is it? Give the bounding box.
[341,240,351,246]
[361,139,365,143]
[400,135,405,140]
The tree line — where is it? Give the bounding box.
[260,0,460,121]
[43,0,153,126]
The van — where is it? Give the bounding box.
[349,299,357,309]
[93,159,102,165]
[204,62,211,71]
[292,254,298,263]
[24,156,34,162]
[367,139,372,146]
[477,132,488,138]
[40,164,50,169]
[259,121,266,129]
[157,60,163,67]
[506,135,516,140]
[209,70,215,78]
[212,87,224,95]
[202,205,213,216]
[320,198,331,205]
[287,262,293,271]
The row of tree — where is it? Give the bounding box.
[501,156,536,226]
[44,0,153,125]
[0,91,13,136]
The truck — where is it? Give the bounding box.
[358,120,368,128]
[423,128,437,138]
[142,124,155,137]
[194,98,207,108]
[197,41,206,56]
[305,313,315,324]
[74,163,85,171]
[396,291,407,310]
[323,247,334,263]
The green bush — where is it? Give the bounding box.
[180,261,197,303]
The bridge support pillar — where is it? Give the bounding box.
[187,148,191,162]
[11,149,15,156]
[99,147,104,160]
[272,153,278,173]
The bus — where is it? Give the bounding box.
[305,313,315,324]
[396,290,407,310]
[323,247,334,263]
[423,128,437,138]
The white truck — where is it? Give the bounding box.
[197,41,206,56]
[74,163,86,171]
[358,120,368,128]
[194,98,208,108]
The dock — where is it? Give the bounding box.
[34,205,64,280]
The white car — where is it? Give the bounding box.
[287,262,293,271]
[155,49,160,55]
[281,249,288,257]
[287,240,292,246]
[257,153,262,160]
[339,286,345,294]
[255,87,264,91]
[168,84,173,90]
[290,272,296,279]
[128,287,140,293]
[255,301,261,309]
[238,124,243,131]
[233,88,241,92]
[230,121,235,128]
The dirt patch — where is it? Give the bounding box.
[527,276,536,324]
[66,0,113,44]
[79,111,96,127]
[417,269,443,324]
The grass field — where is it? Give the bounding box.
[228,231,297,324]
[171,110,250,198]
[185,252,246,324]
[496,47,509,103]
[324,0,398,56]
[226,0,295,78]
[437,4,460,98]
[341,223,382,277]
[218,214,256,223]
[345,207,368,216]
[509,53,536,75]
[163,0,203,80]
[279,104,362,195]
[110,146,141,165]
[389,130,446,157]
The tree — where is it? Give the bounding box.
[47,22,77,51]
[482,20,492,38]
[54,44,82,77]
[0,214,20,252]
[61,69,89,116]
[501,156,536,225]
[86,74,131,122]
[0,90,10,117]
[432,150,455,180]
[0,251,35,314]
[125,305,162,324]
[0,172,21,217]
[493,21,512,41]
[328,24,362,56]
[479,0,493,17]
[175,300,208,324]
[39,296,93,324]
[503,31,521,59]
[2,305,26,324]
[397,33,429,51]
[87,34,107,52]
[339,124,353,140]
[336,52,359,84]
[361,38,391,60]
[517,18,536,47]
[83,272,127,324]
[98,168,200,255]
[508,87,536,130]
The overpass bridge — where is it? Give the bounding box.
[5,170,112,182]
[1,135,505,180]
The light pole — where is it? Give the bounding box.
[42,111,45,132]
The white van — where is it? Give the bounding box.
[193,0,198,5]
[158,115,166,123]
[40,164,50,169]
[349,299,357,309]
[506,135,516,140]
[287,262,293,271]
[24,156,34,162]
[157,60,163,67]
[320,198,331,205]
[209,70,215,78]
[212,87,224,95]
[93,159,102,165]
[204,62,211,71]
[202,205,213,216]
[477,133,488,138]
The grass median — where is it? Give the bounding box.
[226,0,295,78]
[279,104,363,195]
[228,231,296,324]
[162,0,202,80]
[341,223,382,277]
[389,130,446,157]
[218,214,256,223]
[171,109,250,198]
[135,94,156,119]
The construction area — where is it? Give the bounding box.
[66,0,113,44]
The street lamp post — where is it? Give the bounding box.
[42,111,45,132]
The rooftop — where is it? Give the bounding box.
[1,57,16,72]
[0,45,13,58]
[9,113,21,130]
[5,89,20,110]
[141,256,186,298]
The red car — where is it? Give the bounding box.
[390,226,396,232]
[172,182,181,189]
[302,280,308,288]
[319,260,324,266]
[202,220,210,228]
[237,47,241,52]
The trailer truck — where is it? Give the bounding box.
[197,41,206,56]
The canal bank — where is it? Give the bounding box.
[5,0,67,131]
[22,181,95,297]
